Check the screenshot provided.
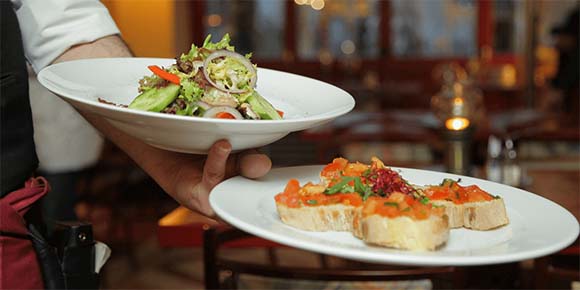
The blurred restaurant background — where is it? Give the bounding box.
[31,0,579,289]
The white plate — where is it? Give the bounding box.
[37,58,354,154]
[210,165,579,266]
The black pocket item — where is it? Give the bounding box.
[53,221,99,289]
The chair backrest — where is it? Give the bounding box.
[203,226,464,290]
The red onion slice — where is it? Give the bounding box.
[203,106,244,120]
[203,50,257,94]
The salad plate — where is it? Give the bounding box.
[210,165,579,266]
[37,57,354,154]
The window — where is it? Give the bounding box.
[295,0,381,61]
[205,0,286,59]
[390,0,477,58]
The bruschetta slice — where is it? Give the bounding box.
[353,192,449,251]
[275,179,363,231]
[275,157,376,231]
[422,179,509,230]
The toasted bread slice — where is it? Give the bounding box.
[421,179,509,231]
[276,203,357,231]
[430,200,465,228]
[462,198,509,230]
[354,208,449,251]
[430,198,509,230]
[352,194,450,250]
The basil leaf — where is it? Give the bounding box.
[420,197,430,205]
[324,177,356,194]
[353,177,374,201]
[306,199,318,205]
[383,202,399,208]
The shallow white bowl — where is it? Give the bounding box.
[38,58,355,154]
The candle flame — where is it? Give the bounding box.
[445,117,470,131]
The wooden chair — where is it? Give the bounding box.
[203,226,464,290]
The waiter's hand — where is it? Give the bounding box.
[170,140,271,216]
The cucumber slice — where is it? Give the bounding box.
[129,84,180,112]
[246,91,282,120]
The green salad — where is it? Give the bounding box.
[127,34,282,120]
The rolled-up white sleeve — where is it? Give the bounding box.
[12,0,121,72]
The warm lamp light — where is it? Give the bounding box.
[311,0,325,10]
[207,14,222,27]
[445,117,470,131]
[431,63,484,175]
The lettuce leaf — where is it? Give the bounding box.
[179,34,235,63]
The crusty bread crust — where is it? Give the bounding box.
[432,198,509,230]
[463,198,509,230]
[276,203,357,231]
[431,200,464,228]
[352,207,364,239]
[355,210,449,251]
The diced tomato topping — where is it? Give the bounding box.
[424,183,493,204]
[362,193,440,220]
[283,179,300,195]
[342,162,369,177]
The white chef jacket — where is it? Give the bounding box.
[11,0,120,73]
[11,0,121,172]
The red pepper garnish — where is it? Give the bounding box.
[216,112,236,119]
[148,65,181,85]
[368,168,415,197]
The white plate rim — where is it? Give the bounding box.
[210,165,580,266]
[37,57,355,126]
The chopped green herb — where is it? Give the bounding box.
[402,207,411,212]
[383,202,399,208]
[324,177,356,194]
[362,169,372,177]
[440,178,456,187]
[432,204,445,208]
[362,189,373,201]
[419,197,430,205]
[342,185,355,193]
[353,177,373,199]
[306,199,318,205]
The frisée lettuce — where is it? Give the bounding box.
[126,34,282,120]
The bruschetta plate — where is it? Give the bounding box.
[210,165,579,266]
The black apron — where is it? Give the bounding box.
[1,0,39,196]
[0,4,98,289]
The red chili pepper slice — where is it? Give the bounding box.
[148,65,180,85]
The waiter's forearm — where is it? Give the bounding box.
[51,34,197,195]
[52,34,133,63]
